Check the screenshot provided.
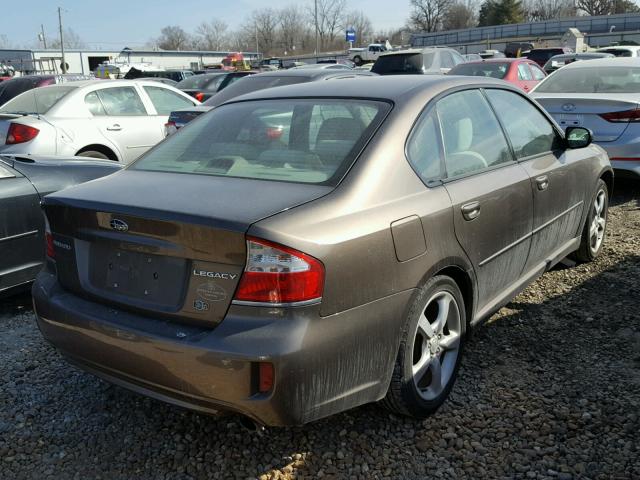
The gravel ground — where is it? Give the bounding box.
[1,181,638,480]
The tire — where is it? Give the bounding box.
[382,275,466,418]
[574,179,608,263]
[76,150,109,160]
[353,55,363,66]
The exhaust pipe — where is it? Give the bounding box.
[237,415,265,433]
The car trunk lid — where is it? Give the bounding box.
[43,169,332,326]
[533,93,639,142]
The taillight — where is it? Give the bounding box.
[599,108,640,123]
[258,362,274,393]
[164,120,177,137]
[44,217,55,260]
[234,237,324,305]
[194,92,205,102]
[6,123,40,144]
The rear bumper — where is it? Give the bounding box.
[33,271,413,426]
[599,140,640,179]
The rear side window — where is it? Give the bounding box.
[93,87,147,116]
[485,89,561,158]
[517,64,533,80]
[131,99,390,185]
[449,62,508,79]
[144,86,194,115]
[531,64,546,80]
[407,109,443,183]
[436,89,512,178]
[176,74,224,90]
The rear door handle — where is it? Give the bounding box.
[106,124,122,131]
[461,201,481,221]
[535,175,549,191]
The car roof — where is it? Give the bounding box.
[240,69,362,79]
[597,45,640,50]
[34,79,179,89]
[475,58,532,63]
[558,57,640,69]
[226,75,507,105]
[379,47,454,57]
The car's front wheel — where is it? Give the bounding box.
[382,275,465,418]
[574,178,608,262]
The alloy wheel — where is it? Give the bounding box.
[412,291,462,401]
[589,189,606,254]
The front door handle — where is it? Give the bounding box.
[106,124,122,131]
[535,175,549,191]
[461,201,481,221]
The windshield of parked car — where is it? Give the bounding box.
[177,74,225,90]
[0,85,77,114]
[598,48,633,57]
[535,66,640,93]
[371,53,434,74]
[131,99,390,185]
[203,75,310,107]
[449,62,509,79]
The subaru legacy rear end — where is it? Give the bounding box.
[32,96,392,426]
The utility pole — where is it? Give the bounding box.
[314,0,319,60]
[255,23,259,58]
[39,24,48,49]
[58,7,66,73]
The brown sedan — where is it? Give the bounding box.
[33,76,612,426]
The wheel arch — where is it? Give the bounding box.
[76,144,119,161]
[600,168,614,199]
[432,265,474,334]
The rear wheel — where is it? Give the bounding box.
[574,179,608,262]
[382,276,465,418]
[353,55,363,66]
[76,150,109,160]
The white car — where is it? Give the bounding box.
[596,45,640,57]
[0,80,199,163]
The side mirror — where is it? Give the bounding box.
[565,127,592,149]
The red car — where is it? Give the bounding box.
[448,58,547,93]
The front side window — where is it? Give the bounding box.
[132,99,390,185]
[436,89,512,178]
[144,86,194,115]
[94,87,147,116]
[407,109,443,183]
[517,63,533,81]
[486,89,561,159]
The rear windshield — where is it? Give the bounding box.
[535,66,640,93]
[131,99,390,185]
[203,75,308,107]
[449,62,508,79]
[0,77,46,106]
[598,48,633,57]
[372,53,433,74]
[0,85,77,114]
[177,74,224,90]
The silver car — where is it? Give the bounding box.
[532,57,640,179]
[0,80,199,163]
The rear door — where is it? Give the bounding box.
[485,89,587,272]
[436,89,533,307]
[85,86,160,163]
[0,161,44,292]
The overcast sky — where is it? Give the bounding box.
[2,0,410,50]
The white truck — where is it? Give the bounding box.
[348,41,392,66]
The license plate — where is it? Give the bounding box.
[557,114,583,126]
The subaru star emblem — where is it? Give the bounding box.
[562,103,576,112]
[109,218,128,232]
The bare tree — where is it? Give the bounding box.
[575,0,612,15]
[50,28,86,49]
[251,8,279,55]
[310,0,347,50]
[442,3,477,30]
[0,34,11,49]
[408,0,454,33]
[194,19,229,51]
[342,10,374,46]
[523,0,575,20]
[279,5,307,54]
[156,26,192,51]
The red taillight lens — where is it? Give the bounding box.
[44,217,55,259]
[599,108,640,123]
[6,123,40,145]
[258,362,274,393]
[194,92,205,102]
[234,237,324,305]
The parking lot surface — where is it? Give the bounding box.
[1,181,638,480]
